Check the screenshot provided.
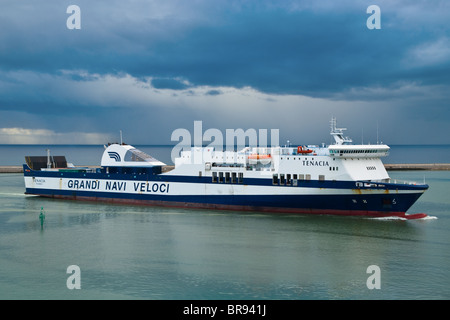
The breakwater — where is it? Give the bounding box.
[384,163,450,171]
[0,166,23,173]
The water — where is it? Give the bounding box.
[1,144,449,300]
[387,144,450,164]
[0,168,449,300]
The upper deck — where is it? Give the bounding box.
[171,118,392,181]
[23,118,396,183]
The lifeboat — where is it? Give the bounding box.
[248,154,271,160]
[297,146,313,154]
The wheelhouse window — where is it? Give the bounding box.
[124,148,155,162]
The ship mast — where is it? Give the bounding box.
[46,149,51,168]
[330,117,353,145]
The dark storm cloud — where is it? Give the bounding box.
[2,1,448,97]
[0,0,449,144]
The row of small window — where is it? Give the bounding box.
[272,174,325,186]
[211,172,244,184]
[330,149,380,154]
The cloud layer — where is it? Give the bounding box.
[0,0,449,145]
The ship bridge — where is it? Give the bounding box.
[328,144,390,158]
[101,143,166,167]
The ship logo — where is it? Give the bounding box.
[108,151,121,162]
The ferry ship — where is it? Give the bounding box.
[23,119,429,219]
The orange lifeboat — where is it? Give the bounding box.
[248,154,271,160]
[297,146,313,154]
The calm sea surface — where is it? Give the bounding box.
[0,145,449,300]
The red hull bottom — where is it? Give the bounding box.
[28,193,428,220]
[402,213,427,220]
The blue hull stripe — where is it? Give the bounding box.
[25,187,422,214]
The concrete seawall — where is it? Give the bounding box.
[384,163,450,171]
[2,163,450,173]
[0,166,23,173]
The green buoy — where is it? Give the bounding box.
[39,207,45,229]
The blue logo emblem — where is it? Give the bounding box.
[108,151,121,162]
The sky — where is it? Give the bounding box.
[0,0,449,146]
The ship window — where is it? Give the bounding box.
[212,172,217,183]
[231,172,237,184]
[109,167,119,174]
[225,172,230,183]
[280,174,285,185]
[299,174,304,180]
[286,174,291,185]
[238,172,243,184]
[319,175,325,181]
[199,171,202,177]
[272,174,278,185]
[219,172,224,183]
[125,148,158,163]
[305,174,311,181]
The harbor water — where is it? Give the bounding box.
[0,145,449,300]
